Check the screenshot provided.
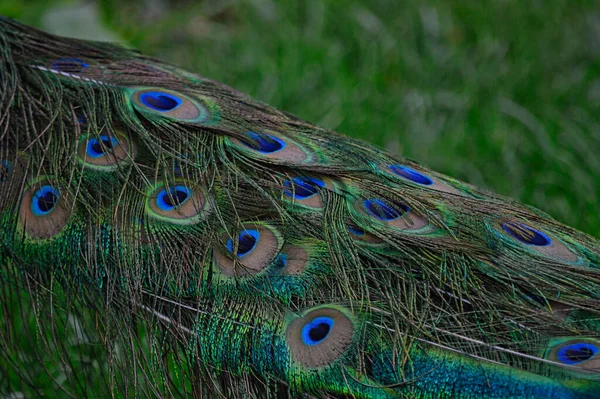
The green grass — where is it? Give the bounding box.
[1,0,599,397]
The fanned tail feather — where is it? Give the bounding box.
[0,17,599,398]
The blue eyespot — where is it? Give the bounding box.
[503,222,551,246]
[283,177,325,199]
[388,165,433,185]
[0,160,12,182]
[139,91,183,112]
[172,160,183,176]
[75,111,87,125]
[364,198,409,221]
[347,225,366,236]
[226,229,260,258]
[301,316,334,346]
[240,132,286,153]
[31,185,60,216]
[557,342,598,365]
[273,253,288,270]
[86,136,118,158]
[50,58,89,73]
[155,185,191,211]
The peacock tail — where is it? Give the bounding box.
[0,17,599,398]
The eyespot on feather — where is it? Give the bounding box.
[77,128,136,170]
[230,131,313,163]
[356,198,430,231]
[282,176,334,209]
[380,163,461,194]
[130,88,212,122]
[284,176,324,199]
[499,221,579,263]
[241,131,286,153]
[388,165,433,185]
[75,109,87,126]
[346,222,384,244]
[19,179,71,239]
[285,306,354,368]
[50,57,89,73]
[545,338,600,371]
[146,181,208,225]
[503,222,551,246]
[226,229,260,259]
[364,198,408,221]
[278,245,310,276]
[214,223,283,278]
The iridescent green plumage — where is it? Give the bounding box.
[1,17,599,398]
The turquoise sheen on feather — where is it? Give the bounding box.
[0,17,599,399]
[369,347,595,399]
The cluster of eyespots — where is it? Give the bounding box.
[502,222,551,246]
[50,57,89,73]
[240,132,286,154]
[130,88,211,122]
[226,229,260,258]
[0,160,11,182]
[557,342,599,365]
[146,182,207,224]
[283,177,325,200]
[364,198,409,221]
[286,306,354,368]
[388,165,433,185]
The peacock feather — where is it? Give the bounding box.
[1,17,600,398]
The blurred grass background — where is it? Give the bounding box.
[1,0,600,397]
